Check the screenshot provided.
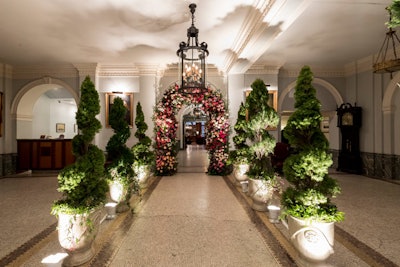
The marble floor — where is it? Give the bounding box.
[0,145,399,266]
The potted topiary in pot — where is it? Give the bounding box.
[229,102,251,188]
[132,102,155,186]
[246,79,280,211]
[51,76,108,266]
[282,66,344,263]
[106,96,137,213]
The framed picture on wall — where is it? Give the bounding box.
[268,90,278,111]
[56,123,65,133]
[105,92,134,128]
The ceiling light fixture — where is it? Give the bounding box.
[177,3,209,94]
[373,7,400,74]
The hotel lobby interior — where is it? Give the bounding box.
[0,1,400,266]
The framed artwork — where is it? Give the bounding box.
[268,90,278,111]
[105,92,133,128]
[56,123,65,133]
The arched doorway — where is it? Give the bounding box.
[178,104,209,173]
[11,77,78,139]
[154,85,229,176]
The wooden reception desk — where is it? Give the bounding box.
[17,139,75,170]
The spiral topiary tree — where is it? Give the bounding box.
[105,97,135,198]
[282,65,344,222]
[132,102,154,169]
[246,79,279,181]
[52,75,108,214]
[229,102,250,165]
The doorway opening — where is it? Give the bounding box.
[154,85,229,176]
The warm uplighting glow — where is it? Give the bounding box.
[183,63,203,85]
[109,181,126,203]
[41,252,68,265]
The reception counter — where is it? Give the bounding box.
[17,139,75,170]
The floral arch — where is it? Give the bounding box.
[154,84,229,176]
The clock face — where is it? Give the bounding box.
[342,112,353,126]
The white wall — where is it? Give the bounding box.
[27,95,77,139]
[32,95,50,138]
[49,99,77,138]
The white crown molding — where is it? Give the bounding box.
[245,64,280,75]
[11,64,78,79]
[0,63,13,79]
[72,63,98,78]
[222,1,272,73]
[97,64,139,77]
[279,67,345,78]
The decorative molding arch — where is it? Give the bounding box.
[382,72,400,113]
[11,76,79,116]
[278,78,343,112]
[381,72,400,154]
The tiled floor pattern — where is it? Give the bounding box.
[1,146,399,266]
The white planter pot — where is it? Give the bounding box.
[57,209,101,266]
[233,163,249,183]
[248,179,274,211]
[288,215,335,263]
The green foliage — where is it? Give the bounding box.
[105,96,136,197]
[106,97,132,160]
[75,77,102,146]
[230,102,251,165]
[52,76,108,215]
[245,79,279,181]
[282,66,344,222]
[388,0,400,28]
[107,157,138,202]
[132,102,155,167]
[134,102,148,140]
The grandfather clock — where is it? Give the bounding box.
[337,103,362,173]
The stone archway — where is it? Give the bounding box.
[154,84,229,176]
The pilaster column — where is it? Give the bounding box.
[382,105,395,155]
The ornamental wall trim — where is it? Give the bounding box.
[12,64,78,79]
[280,67,345,78]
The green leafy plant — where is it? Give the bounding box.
[387,0,400,28]
[106,97,137,200]
[229,102,251,165]
[246,79,279,181]
[282,66,344,222]
[132,102,155,168]
[52,76,108,215]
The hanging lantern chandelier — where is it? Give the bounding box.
[373,7,400,74]
[177,3,209,94]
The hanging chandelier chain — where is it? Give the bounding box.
[177,3,209,91]
[373,6,400,73]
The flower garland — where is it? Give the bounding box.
[154,84,229,176]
